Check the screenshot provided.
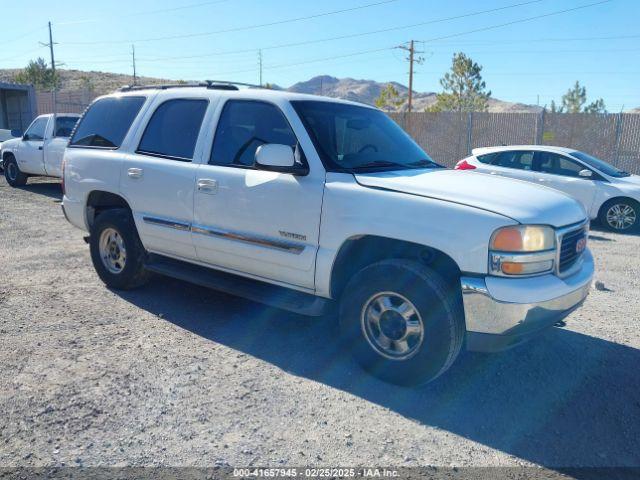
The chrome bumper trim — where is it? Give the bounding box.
[461,271,592,337]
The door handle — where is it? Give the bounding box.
[38,146,43,150]
[127,167,143,179]
[197,178,218,194]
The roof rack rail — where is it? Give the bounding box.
[119,80,263,92]
[205,80,263,89]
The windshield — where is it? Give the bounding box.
[291,101,439,172]
[571,150,630,178]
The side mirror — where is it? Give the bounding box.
[578,169,593,178]
[255,144,306,174]
[22,133,30,141]
[10,129,22,138]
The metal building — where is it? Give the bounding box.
[0,82,37,132]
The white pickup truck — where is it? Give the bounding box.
[1,113,80,186]
[61,84,594,385]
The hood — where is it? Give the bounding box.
[355,169,587,227]
[611,173,640,187]
[0,137,20,152]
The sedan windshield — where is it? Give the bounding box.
[291,101,440,172]
[571,150,630,178]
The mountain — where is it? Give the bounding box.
[287,75,543,113]
[0,68,541,113]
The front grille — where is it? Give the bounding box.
[559,226,587,273]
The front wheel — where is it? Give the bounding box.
[598,199,638,232]
[3,156,28,187]
[339,259,465,386]
[89,209,150,290]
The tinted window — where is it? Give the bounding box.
[70,96,146,149]
[138,99,208,161]
[25,117,48,141]
[492,151,534,170]
[535,152,584,177]
[477,152,498,164]
[54,116,79,137]
[210,101,297,167]
[292,101,438,172]
[570,150,629,178]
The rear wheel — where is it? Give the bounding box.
[89,209,149,290]
[598,198,638,232]
[3,156,28,187]
[339,259,465,386]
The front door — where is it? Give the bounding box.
[120,97,210,261]
[532,151,598,214]
[18,116,49,175]
[193,100,324,290]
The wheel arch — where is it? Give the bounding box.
[85,190,132,230]
[329,235,461,301]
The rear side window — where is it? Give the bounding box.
[137,99,208,161]
[491,151,534,170]
[54,116,79,137]
[210,100,297,167]
[477,152,498,164]
[70,96,146,149]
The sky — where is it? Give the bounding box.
[1,0,639,110]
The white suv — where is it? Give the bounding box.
[456,145,640,232]
[61,83,594,385]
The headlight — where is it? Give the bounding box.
[489,225,556,276]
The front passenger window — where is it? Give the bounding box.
[535,152,585,177]
[210,100,297,167]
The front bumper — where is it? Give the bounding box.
[461,249,594,352]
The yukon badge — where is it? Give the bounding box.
[279,230,306,242]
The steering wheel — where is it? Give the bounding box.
[358,144,378,154]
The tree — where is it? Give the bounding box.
[428,52,491,112]
[79,74,95,93]
[549,81,607,114]
[584,98,607,114]
[13,58,59,90]
[560,81,587,113]
[375,83,404,111]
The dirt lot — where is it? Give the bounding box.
[1,177,639,471]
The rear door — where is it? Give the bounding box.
[532,151,598,213]
[17,116,49,175]
[120,96,211,261]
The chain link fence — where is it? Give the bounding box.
[35,91,640,175]
[391,112,640,175]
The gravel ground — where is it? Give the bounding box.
[1,177,639,472]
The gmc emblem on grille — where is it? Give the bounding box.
[576,236,587,253]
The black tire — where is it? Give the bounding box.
[598,198,639,233]
[339,259,465,386]
[89,208,149,290]
[3,155,28,187]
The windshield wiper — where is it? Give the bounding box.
[408,159,443,168]
[352,160,411,171]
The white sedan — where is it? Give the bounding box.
[455,145,640,232]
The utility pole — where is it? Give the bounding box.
[131,45,137,85]
[396,40,424,112]
[42,22,58,115]
[258,49,263,87]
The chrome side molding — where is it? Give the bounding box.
[142,216,305,255]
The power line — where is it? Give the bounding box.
[89,0,546,63]
[151,0,612,77]
[55,0,232,26]
[1,25,47,46]
[60,0,401,45]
